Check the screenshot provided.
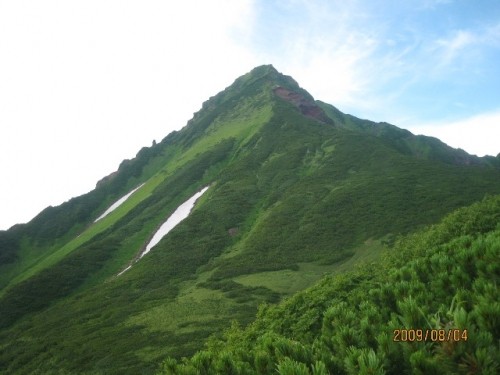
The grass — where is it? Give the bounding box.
[174,95,272,167]
[233,238,387,294]
[126,287,233,334]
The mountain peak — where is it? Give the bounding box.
[226,65,333,125]
[235,64,301,92]
[249,64,278,75]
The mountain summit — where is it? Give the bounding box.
[1,66,499,374]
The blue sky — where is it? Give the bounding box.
[0,0,499,229]
[251,0,500,124]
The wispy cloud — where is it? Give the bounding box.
[281,31,378,107]
[435,30,476,66]
[253,0,382,112]
[484,23,500,45]
[431,22,500,70]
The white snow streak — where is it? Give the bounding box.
[116,186,209,276]
[94,183,145,222]
[140,186,209,258]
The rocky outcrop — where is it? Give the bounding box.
[273,86,334,125]
[95,170,118,189]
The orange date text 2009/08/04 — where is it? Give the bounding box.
[393,329,468,342]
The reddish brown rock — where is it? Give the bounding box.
[273,86,333,124]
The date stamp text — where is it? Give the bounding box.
[393,329,468,342]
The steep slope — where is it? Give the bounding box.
[1,65,500,374]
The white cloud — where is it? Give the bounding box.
[406,111,500,157]
[280,33,377,108]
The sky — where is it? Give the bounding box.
[0,0,499,230]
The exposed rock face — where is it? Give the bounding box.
[273,86,334,125]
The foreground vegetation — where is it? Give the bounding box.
[159,195,500,374]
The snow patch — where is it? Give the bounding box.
[117,186,210,276]
[139,186,210,259]
[94,183,145,222]
[117,265,132,276]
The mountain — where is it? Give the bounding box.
[1,65,499,374]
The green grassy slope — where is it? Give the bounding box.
[159,194,500,375]
[0,65,499,374]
